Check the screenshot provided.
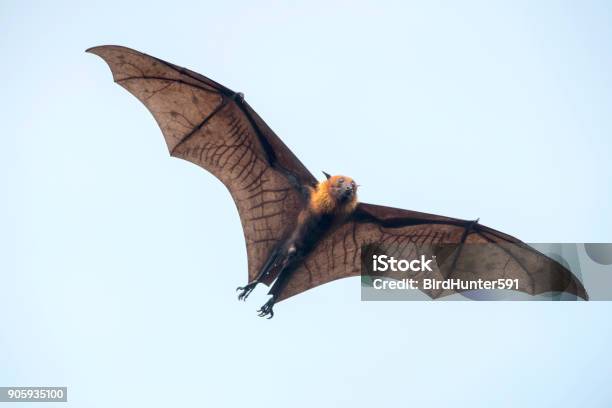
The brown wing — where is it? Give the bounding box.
[88,45,317,283]
[278,202,588,301]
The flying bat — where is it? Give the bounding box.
[88,45,588,318]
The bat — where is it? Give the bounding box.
[88,45,588,318]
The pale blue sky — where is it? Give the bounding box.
[3,1,612,407]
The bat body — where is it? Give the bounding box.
[238,174,358,317]
[89,45,588,318]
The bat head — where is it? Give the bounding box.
[310,173,359,214]
[326,175,358,205]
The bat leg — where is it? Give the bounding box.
[256,259,296,318]
[236,248,285,301]
[253,244,301,317]
[236,282,258,301]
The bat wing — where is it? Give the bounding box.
[88,45,317,283]
[278,202,588,301]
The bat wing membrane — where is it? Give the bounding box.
[89,45,317,283]
[278,202,588,301]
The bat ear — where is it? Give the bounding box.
[322,171,332,180]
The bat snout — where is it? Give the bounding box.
[340,187,354,201]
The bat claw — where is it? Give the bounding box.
[236,282,258,301]
[256,298,275,319]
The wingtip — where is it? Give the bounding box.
[85,45,130,55]
[571,278,589,301]
[85,45,106,54]
[578,286,589,301]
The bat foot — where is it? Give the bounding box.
[236,282,258,301]
[256,297,275,319]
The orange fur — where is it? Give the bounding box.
[309,175,358,215]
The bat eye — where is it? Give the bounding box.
[338,178,345,184]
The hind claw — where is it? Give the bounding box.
[236,282,257,301]
[257,298,275,319]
